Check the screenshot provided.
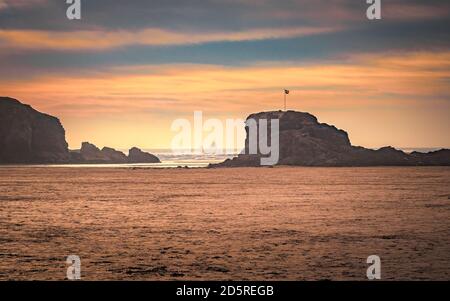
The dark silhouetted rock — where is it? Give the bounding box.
[410,149,450,165]
[0,97,69,164]
[128,147,161,163]
[0,97,161,165]
[74,142,128,163]
[71,143,160,164]
[68,150,83,163]
[101,147,128,163]
[78,142,105,162]
[210,110,450,167]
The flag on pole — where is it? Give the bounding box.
[283,89,289,111]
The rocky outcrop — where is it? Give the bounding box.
[70,143,160,164]
[210,110,450,167]
[73,142,128,163]
[0,97,161,165]
[102,147,128,163]
[78,142,106,162]
[0,97,69,163]
[410,149,450,165]
[128,147,161,163]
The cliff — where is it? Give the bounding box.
[0,97,160,164]
[210,110,450,167]
[0,97,69,163]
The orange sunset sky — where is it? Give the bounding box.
[0,0,449,150]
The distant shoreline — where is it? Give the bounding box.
[1,163,450,169]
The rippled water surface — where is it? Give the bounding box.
[0,166,449,280]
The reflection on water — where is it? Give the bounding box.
[0,152,236,169]
[0,166,449,280]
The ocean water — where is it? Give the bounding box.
[35,152,235,169]
[0,166,449,280]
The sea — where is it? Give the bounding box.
[0,162,449,280]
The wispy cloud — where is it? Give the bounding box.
[0,26,339,51]
[0,0,46,10]
[3,51,449,111]
[384,2,450,20]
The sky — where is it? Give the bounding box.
[0,0,449,150]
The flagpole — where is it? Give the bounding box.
[284,92,286,111]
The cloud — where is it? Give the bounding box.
[0,26,339,51]
[1,0,448,32]
[384,2,450,20]
[2,51,449,113]
[1,15,449,83]
[0,0,47,10]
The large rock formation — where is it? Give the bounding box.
[0,97,161,164]
[0,97,69,163]
[128,147,161,163]
[210,110,450,167]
